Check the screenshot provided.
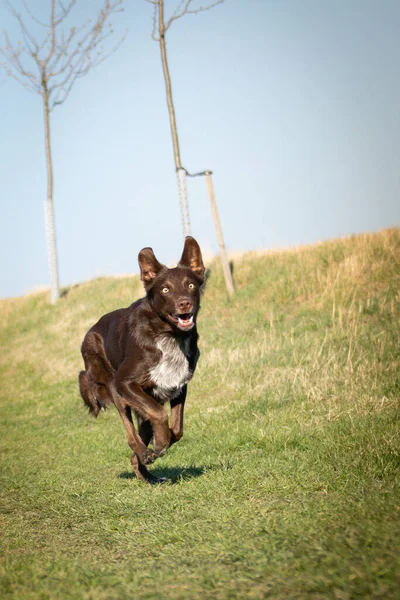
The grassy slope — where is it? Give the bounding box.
[0,228,399,599]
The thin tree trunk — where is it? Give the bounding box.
[158,3,180,170]
[43,88,60,304]
[158,0,190,236]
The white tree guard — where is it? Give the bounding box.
[177,168,191,237]
[44,198,60,304]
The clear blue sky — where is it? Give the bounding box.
[1,0,399,298]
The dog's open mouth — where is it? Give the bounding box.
[167,313,195,330]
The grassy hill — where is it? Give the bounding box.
[0,228,399,599]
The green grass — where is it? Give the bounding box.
[0,228,399,599]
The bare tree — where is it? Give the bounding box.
[0,0,124,303]
[145,0,224,237]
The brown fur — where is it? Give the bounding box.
[79,237,205,483]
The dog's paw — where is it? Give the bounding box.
[140,448,158,465]
[152,430,171,457]
[154,447,168,458]
[153,444,169,458]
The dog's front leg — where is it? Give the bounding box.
[169,386,187,446]
[115,378,171,458]
[114,400,158,466]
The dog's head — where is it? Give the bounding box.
[138,236,205,332]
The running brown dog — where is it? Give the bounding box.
[79,236,205,483]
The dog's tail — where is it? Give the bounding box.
[78,371,107,417]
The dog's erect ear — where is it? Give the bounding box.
[178,236,205,282]
[138,247,165,288]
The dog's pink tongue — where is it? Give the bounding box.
[178,315,193,327]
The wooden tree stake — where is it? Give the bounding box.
[204,171,234,296]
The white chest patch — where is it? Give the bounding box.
[149,335,193,402]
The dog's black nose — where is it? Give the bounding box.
[178,298,193,313]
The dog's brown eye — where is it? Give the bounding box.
[162,287,169,294]
[188,283,195,290]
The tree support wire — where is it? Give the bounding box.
[183,167,234,296]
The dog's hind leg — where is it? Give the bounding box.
[79,332,115,415]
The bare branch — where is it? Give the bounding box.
[0,31,41,92]
[166,0,191,28]
[1,0,125,105]
[49,26,126,109]
[146,0,225,36]
[54,0,77,25]
[180,0,225,14]
[151,3,159,41]
[0,61,39,93]
[43,0,57,66]
[3,0,41,55]
[165,0,225,30]
[22,0,50,28]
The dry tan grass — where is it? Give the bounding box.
[1,228,399,401]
